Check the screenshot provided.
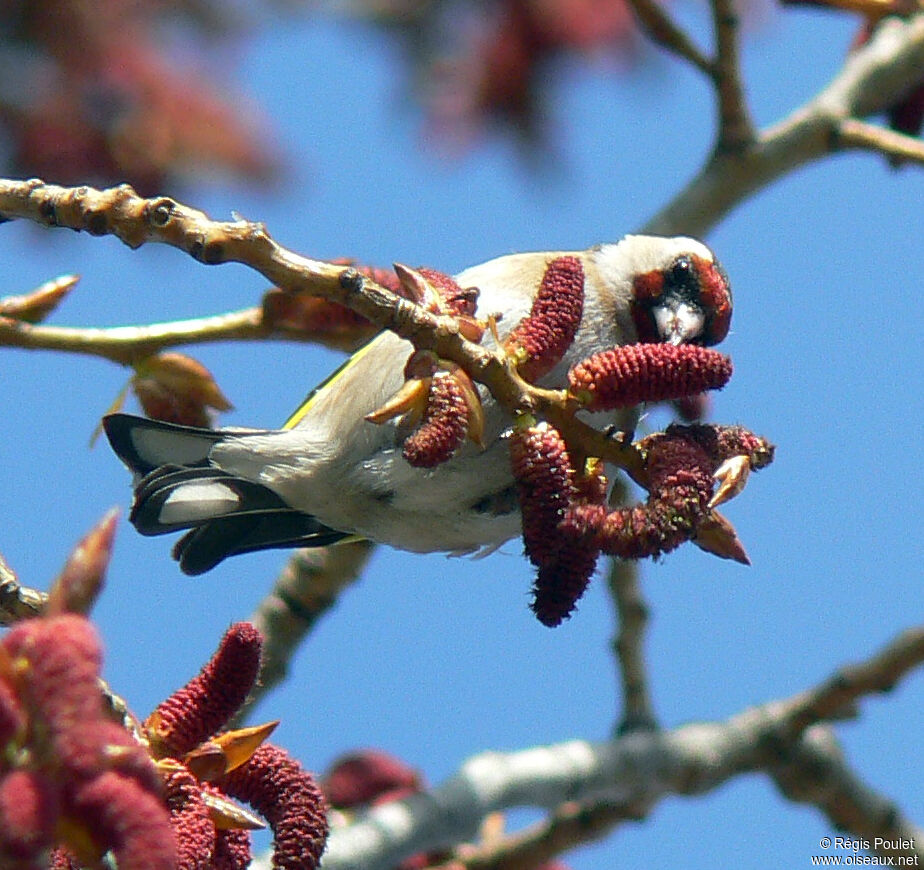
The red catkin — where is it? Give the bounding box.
[402,372,470,468]
[219,744,328,870]
[568,343,732,411]
[509,422,576,568]
[563,431,715,560]
[505,255,585,382]
[324,751,420,809]
[147,622,263,757]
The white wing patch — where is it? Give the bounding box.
[131,427,215,467]
[159,482,241,524]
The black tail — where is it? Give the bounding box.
[103,414,350,574]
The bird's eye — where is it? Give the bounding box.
[669,256,694,285]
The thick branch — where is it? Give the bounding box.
[321,627,924,870]
[0,179,647,480]
[645,13,924,236]
[771,725,921,862]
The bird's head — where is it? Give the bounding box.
[609,235,733,347]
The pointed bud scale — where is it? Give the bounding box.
[205,721,280,777]
[201,789,266,831]
[444,365,485,447]
[569,344,732,411]
[46,508,119,616]
[709,454,751,508]
[505,256,585,382]
[693,511,750,564]
[714,426,775,470]
[134,353,233,413]
[364,377,431,426]
[415,267,480,318]
[402,372,470,468]
[0,274,79,323]
[132,353,232,427]
[395,265,484,339]
[183,741,230,783]
[394,263,443,311]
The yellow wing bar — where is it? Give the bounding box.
[282,335,383,430]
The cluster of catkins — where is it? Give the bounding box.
[365,257,773,627]
[0,515,328,870]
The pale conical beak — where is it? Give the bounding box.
[655,302,705,345]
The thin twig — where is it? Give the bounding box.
[445,800,644,870]
[835,116,924,165]
[0,307,268,365]
[709,0,757,153]
[608,558,656,733]
[603,479,657,733]
[625,0,713,74]
[781,625,924,736]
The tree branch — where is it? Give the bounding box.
[321,626,924,870]
[608,557,656,733]
[625,0,713,74]
[644,13,924,236]
[442,800,642,870]
[771,725,922,862]
[0,307,268,365]
[0,556,46,624]
[605,478,657,734]
[710,0,757,152]
[835,116,924,165]
[780,625,924,736]
[0,179,648,482]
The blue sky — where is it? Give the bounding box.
[0,6,921,869]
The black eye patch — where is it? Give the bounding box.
[665,256,701,301]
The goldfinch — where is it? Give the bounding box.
[104,235,732,574]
